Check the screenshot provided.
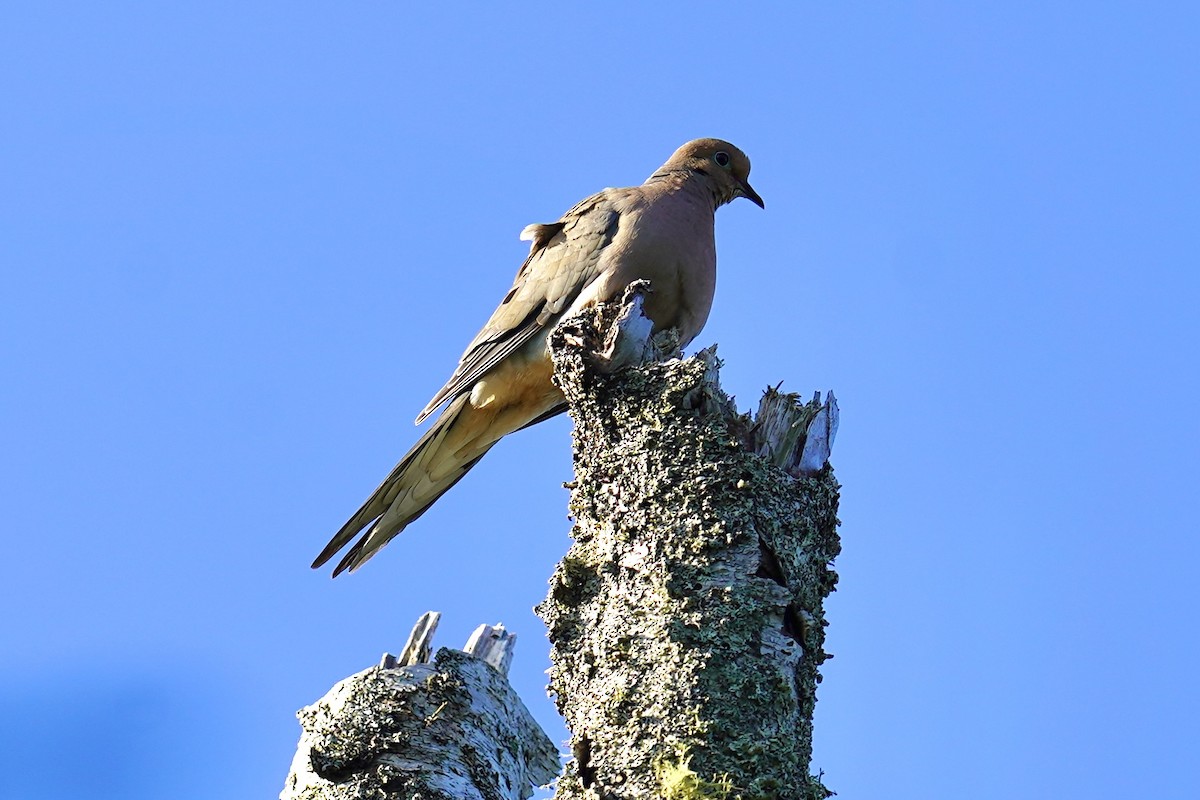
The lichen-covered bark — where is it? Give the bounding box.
[538,305,841,800]
[281,648,558,800]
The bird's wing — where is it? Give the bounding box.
[415,191,623,423]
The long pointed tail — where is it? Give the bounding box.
[312,394,492,576]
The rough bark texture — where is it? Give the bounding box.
[281,619,558,800]
[538,299,841,800]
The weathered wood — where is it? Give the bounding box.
[381,610,441,669]
[282,614,558,800]
[750,388,840,477]
[539,295,841,800]
[462,622,517,678]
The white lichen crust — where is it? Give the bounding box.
[540,299,841,800]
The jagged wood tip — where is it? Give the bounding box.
[749,387,840,477]
[463,622,517,677]
[382,609,441,668]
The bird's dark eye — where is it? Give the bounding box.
[714,151,731,168]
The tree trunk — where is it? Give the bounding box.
[538,290,841,800]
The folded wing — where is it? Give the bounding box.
[416,192,622,423]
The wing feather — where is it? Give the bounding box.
[415,192,622,423]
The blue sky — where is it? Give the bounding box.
[2,3,1197,798]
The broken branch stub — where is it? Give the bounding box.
[282,613,558,800]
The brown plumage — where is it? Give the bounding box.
[313,139,763,576]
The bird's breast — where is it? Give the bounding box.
[623,203,717,345]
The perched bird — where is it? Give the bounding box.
[313,138,763,576]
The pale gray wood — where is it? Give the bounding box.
[750,387,840,477]
[462,622,516,677]
[799,390,839,475]
[384,609,440,668]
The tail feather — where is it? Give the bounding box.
[312,395,489,575]
[329,452,487,577]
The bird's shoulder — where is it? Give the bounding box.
[500,187,633,318]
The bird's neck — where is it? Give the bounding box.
[643,168,720,211]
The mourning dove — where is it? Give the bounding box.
[313,138,763,576]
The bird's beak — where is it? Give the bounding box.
[737,178,765,209]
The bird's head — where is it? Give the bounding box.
[659,138,764,209]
